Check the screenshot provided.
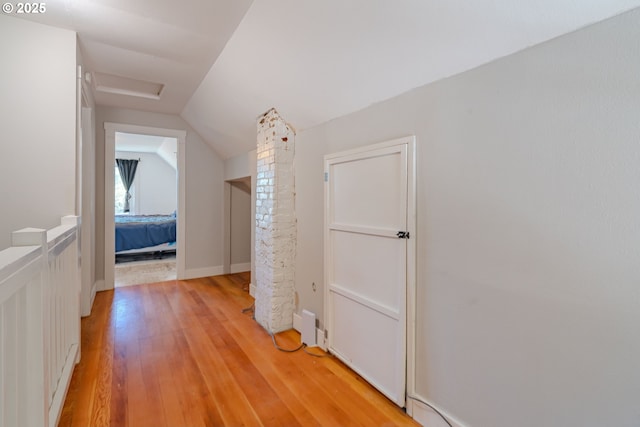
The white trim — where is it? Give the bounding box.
[182,265,224,280]
[230,262,251,273]
[293,312,326,348]
[406,137,418,402]
[324,135,416,407]
[104,126,115,289]
[95,279,106,292]
[176,134,186,280]
[78,66,96,317]
[316,328,326,349]
[324,136,413,161]
[81,279,97,318]
[293,312,302,330]
[223,181,231,274]
[104,123,186,288]
[80,68,95,108]
[407,396,466,427]
[329,283,400,320]
[89,280,97,312]
[76,65,83,215]
[49,343,78,427]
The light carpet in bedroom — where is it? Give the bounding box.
[115,259,177,288]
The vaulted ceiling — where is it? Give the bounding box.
[14,0,640,158]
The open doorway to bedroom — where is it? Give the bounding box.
[103,123,186,290]
[114,132,178,287]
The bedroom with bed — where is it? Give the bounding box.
[115,212,176,262]
[114,133,178,286]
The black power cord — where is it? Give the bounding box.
[270,332,303,352]
[407,396,453,427]
[241,302,255,314]
[269,332,328,358]
[302,345,327,358]
[267,321,446,424]
[242,309,448,424]
[241,305,327,357]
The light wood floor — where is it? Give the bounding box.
[59,273,418,427]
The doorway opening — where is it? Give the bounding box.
[103,123,186,290]
[114,132,178,287]
[223,176,252,293]
[227,177,252,274]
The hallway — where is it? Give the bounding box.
[59,274,416,427]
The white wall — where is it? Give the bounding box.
[225,150,256,181]
[295,9,640,427]
[0,16,76,250]
[115,150,177,215]
[96,106,225,278]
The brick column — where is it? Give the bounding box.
[254,108,296,333]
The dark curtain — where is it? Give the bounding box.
[116,158,139,213]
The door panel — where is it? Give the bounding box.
[332,231,403,311]
[325,139,411,407]
[330,149,404,229]
[330,291,404,400]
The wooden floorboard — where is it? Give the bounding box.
[59,273,418,427]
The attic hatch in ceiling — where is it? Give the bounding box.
[91,71,164,100]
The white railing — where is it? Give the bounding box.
[0,216,80,427]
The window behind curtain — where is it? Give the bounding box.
[115,166,135,214]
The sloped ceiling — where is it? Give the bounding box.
[182,0,640,159]
[12,0,640,159]
[116,133,178,170]
[13,0,253,114]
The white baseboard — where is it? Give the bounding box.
[182,265,224,280]
[292,312,326,349]
[90,281,97,304]
[49,343,78,427]
[249,283,255,297]
[293,312,302,330]
[316,328,326,350]
[95,279,106,292]
[81,281,98,317]
[230,262,251,273]
[407,396,465,427]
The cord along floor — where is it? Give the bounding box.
[59,273,417,427]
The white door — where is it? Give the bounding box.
[324,136,415,407]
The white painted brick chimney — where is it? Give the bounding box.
[254,108,296,333]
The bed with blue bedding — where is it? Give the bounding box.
[115,214,176,261]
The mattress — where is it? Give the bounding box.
[115,214,176,252]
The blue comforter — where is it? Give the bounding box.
[115,215,176,252]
